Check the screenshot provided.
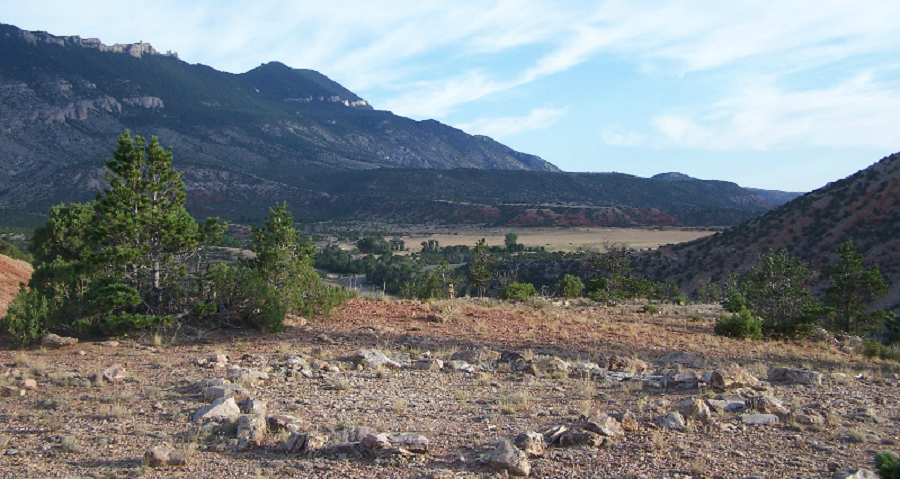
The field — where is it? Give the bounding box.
[1,298,897,479]
[400,227,717,253]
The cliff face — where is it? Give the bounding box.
[0,23,560,225]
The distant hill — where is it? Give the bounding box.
[652,173,804,207]
[637,152,900,308]
[744,188,805,207]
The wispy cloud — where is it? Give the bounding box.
[653,73,900,150]
[456,107,568,138]
[601,125,644,147]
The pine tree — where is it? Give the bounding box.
[92,131,206,311]
[825,241,889,334]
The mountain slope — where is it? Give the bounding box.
[652,173,804,207]
[637,152,900,307]
[0,24,559,221]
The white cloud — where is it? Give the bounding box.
[653,73,900,150]
[456,108,568,138]
[601,125,644,147]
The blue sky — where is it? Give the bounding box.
[4,1,900,191]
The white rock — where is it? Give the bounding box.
[192,397,240,423]
[482,440,531,477]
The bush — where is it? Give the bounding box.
[556,274,584,299]
[715,309,763,340]
[1,285,48,348]
[500,282,537,301]
[876,452,900,479]
[642,304,659,315]
[0,239,31,263]
[722,294,748,313]
[672,294,690,306]
[862,340,900,362]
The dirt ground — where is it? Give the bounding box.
[0,298,897,479]
[0,254,33,317]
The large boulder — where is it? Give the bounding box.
[747,395,789,416]
[482,440,531,477]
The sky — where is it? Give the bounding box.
[4,1,900,191]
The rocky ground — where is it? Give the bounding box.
[0,298,898,479]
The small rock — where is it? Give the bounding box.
[656,351,702,369]
[267,414,301,432]
[619,411,639,432]
[658,411,686,430]
[662,369,700,390]
[709,364,760,390]
[236,414,267,451]
[445,360,474,373]
[334,426,377,443]
[514,432,545,457]
[741,414,780,425]
[558,429,604,447]
[239,398,267,415]
[426,314,447,323]
[350,349,401,369]
[748,395,789,416]
[144,445,186,468]
[284,432,326,455]
[542,425,569,445]
[226,367,268,384]
[0,386,24,397]
[388,433,429,454]
[450,348,500,363]
[192,397,240,423]
[482,440,531,476]
[768,367,822,386]
[582,412,624,437]
[41,334,78,349]
[526,357,570,375]
[834,468,878,479]
[679,397,711,421]
[102,364,127,383]
[196,378,230,389]
[99,341,119,348]
[16,379,37,391]
[283,314,307,326]
[608,356,649,372]
[413,358,444,371]
[203,385,249,403]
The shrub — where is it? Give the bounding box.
[500,282,537,301]
[722,294,748,313]
[862,340,900,362]
[876,452,900,479]
[714,309,763,340]
[1,285,48,348]
[642,304,660,315]
[556,274,584,299]
[672,294,690,306]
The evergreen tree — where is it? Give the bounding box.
[468,238,493,297]
[741,249,815,335]
[825,241,889,334]
[92,131,204,303]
